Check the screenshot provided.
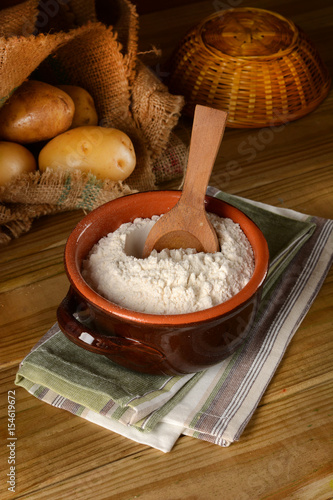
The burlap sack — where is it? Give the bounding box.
[0,0,187,245]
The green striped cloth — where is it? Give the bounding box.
[15,187,332,452]
[15,327,203,429]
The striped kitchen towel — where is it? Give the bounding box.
[15,325,203,429]
[15,188,333,452]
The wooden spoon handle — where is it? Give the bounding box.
[180,105,228,209]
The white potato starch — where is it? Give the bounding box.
[82,214,254,315]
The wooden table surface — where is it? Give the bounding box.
[1,1,332,499]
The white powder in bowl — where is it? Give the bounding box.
[82,213,255,315]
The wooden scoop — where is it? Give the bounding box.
[143,105,228,258]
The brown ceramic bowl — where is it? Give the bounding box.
[57,191,269,375]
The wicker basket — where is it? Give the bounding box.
[168,8,331,128]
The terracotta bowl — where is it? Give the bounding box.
[57,191,269,375]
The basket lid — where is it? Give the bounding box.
[200,8,298,58]
[168,7,331,127]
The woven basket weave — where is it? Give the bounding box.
[168,8,331,128]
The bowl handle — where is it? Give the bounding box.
[57,287,165,361]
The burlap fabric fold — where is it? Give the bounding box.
[0,0,187,245]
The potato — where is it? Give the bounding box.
[38,126,136,181]
[0,141,37,185]
[0,80,75,144]
[57,85,98,128]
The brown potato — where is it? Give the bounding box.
[0,80,75,144]
[38,126,136,181]
[0,141,37,185]
[57,85,98,128]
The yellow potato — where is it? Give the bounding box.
[57,85,98,128]
[0,141,37,185]
[0,80,75,144]
[38,126,136,181]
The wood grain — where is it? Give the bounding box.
[1,365,331,500]
[0,1,332,499]
[143,106,226,255]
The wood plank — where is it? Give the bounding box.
[1,367,331,499]
[0,366,150,499]
[138,0,333,67]
[261,272,333,403]
[0,1,332,498]
[0,271,331,497]
[0,274,69,366]
[0,269,331,496]
[164,91,333,215]
[0,210,84,267]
